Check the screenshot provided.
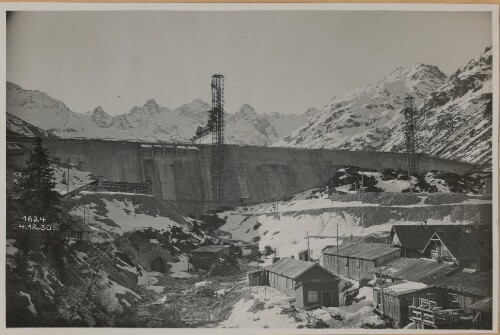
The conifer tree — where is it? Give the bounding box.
[16,138,62,256]
[18,137,59,220]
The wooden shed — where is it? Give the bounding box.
[321,243,400,280]
[421,269,492,314]
[190,245,230,270]
[247,269,267,286]
[61,218,92,241]
[266,257,343,308]
[373,280,436,327]
[389,225,436,258]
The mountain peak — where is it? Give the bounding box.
[238,104,256,115]
[144,99,160,109]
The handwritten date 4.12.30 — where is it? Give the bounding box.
[19,216,53,231]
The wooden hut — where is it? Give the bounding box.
[373,280,436,327]
[247,269,267,286]
[190,245,230,270]
[266,257,343,308]
[421,269,492,314]
[388,225,436,258]
[421,229,491,270]
[321,243,400,280]
[62,218,92,241]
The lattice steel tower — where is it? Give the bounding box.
[403,95,417,178]
[211,74,225,204]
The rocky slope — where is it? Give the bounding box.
[276,47,493,165]
[7,113,57,138]
[7,82,313,145]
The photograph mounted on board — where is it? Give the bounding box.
[3,4,498,332]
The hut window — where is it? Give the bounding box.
[356,260,360,270]
[389,295,393,302]
[308,291,319,303]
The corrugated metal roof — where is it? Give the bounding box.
[192,245,230,253]
[470,297,492,312]
[374,280,429,297]
[421,269,492,297]
[369,258,456,281]
[322,243,399,260]
[266,257,336,280]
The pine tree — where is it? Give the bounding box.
[18,137,59,220]
[16,138,63,254]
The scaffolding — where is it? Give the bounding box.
[403,95,417,192]
[210,74,225,204]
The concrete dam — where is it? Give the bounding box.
[7,137,474,215]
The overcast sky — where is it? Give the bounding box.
[7,10,492,116]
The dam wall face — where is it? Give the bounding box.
[7,137,474,215]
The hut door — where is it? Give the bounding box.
[322,291,332,307]
[151,257,165,273]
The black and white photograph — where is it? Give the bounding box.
[2,3,498,333]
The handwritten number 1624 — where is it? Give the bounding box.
[22,216,46,223]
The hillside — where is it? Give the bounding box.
[276,47,493,165]
[7,113,58,138]
[219,190,492,259]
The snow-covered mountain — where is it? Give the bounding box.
[276,47,493,165]
[7,113,57,138]
[196,104,311,146]
[6,82,312,145]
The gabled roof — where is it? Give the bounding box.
[64,218,92,232]
[391,225,492,254]
[421,269,492,297]
[391,225,436,252]
[422,229,489,262]
[192,245,230,253]
[266,257,337,280]
[322,243,399,261]
[369,257,456,281]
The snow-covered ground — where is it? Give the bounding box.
[219,287,305,328]
[220,189,484,258]
[52,164,95,195]
[79,197,184,235]
[168,255,192,278]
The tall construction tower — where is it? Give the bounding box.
[211,74,225,204]
[403,95,417,191]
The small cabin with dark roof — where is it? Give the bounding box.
[421,228,491,270]
[373,280,436,327]
[389,225,492,265]
[321,243,400,280]
[190,245,230,270]
[61,218,92,241]
[389,225,436,258]
[420,269,492,314]
[266,257,344,308]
